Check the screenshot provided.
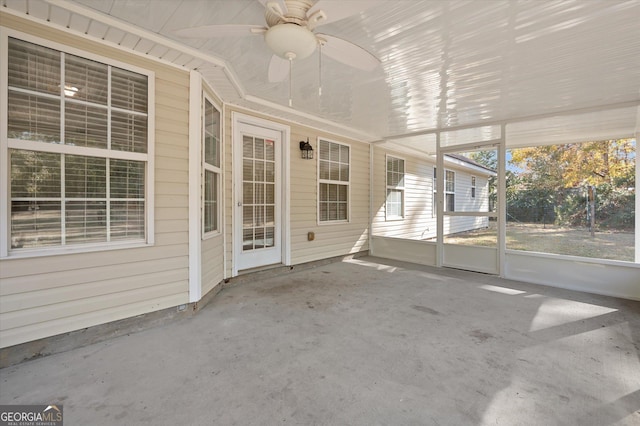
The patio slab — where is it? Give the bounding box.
[1,256,639,425]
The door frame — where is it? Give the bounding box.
[231,112,290,276]
[436,138,504,275]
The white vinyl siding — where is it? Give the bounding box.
[223,109,369,274]
[0,17,189,349]
[455,173,489,214]
[318,139,350,223]
[386,156,404,220]
[372,148,492,241]
[375,151,436,240]
[203,97,221,235]
[6,36,150,253]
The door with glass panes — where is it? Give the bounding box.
[234,122,282,271]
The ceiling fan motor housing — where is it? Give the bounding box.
[264,23,318,60]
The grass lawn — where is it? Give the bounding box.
[444,222,635,262]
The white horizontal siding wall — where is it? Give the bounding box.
[0,14,190,348]
[445,173,490,236]
[372,147,492,240]
[455,174,489,212]
[372,149,435,240]
[202,237,224,295]
[291,131,369,264]
[223,108,369,276]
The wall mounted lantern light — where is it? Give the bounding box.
[299,138,314,159]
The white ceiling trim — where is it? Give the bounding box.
[378,100,640,145]
[45,0,228,68]
[0,5,198,73]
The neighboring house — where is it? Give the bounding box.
[372,152,496,241]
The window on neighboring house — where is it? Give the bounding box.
[445,170,455,211]
[5,37,151,252]
[318,139,349,222]
[203,97,221,234]
[432,167,437,217]
[386,156,404,219]
[471,176,476,198]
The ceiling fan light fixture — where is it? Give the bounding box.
[264,23,317,60]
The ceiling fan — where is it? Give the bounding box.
[174,0,380,99]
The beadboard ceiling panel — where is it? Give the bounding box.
[2,0,639,142]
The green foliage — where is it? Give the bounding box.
[555,189,585,227]
[507,139,636,230]
[595,184,635,230]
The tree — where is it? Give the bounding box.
[510,139,635,188]
[507,139,635,230]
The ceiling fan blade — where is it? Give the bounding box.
[258,0,288,16]
[174,25,266,38]
[308,1,379,26]
[317,34,380,71]
[268,54,290,83]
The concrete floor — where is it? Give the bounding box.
[1,256,639,425]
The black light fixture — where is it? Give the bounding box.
[299,138,314,160]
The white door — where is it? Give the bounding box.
[438,144,501,275]
[234,122,282,271]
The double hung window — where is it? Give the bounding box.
[5,37,151,253]
[471,176,476,198]
[318,139,349,222]
[386,156,405,219]
[445,170,456,212]
[203,97,221,234]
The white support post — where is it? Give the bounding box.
[636,120,639,263]
[498,124,507,276]
[369,143,374,255]
[436,133,444,268]
[188,70,203,302]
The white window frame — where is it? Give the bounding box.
[445,169,455,212]
[317,138,350,224]
[202,94,222,238]
[385,155,405,220]
[471,175,477,198]
[0,30,155,258]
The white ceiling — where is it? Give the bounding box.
[3,0,640,143]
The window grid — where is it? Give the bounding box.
[242,136,276,251]
[6,37,149,251]
[318,139,350,222]
[445,170,455,212]
[471,176,476,198]
[386,156,405,220]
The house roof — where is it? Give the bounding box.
[2,1,638,144]
[445,154,496,175]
